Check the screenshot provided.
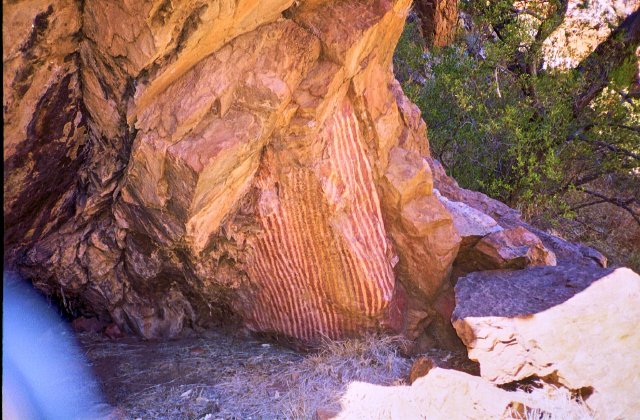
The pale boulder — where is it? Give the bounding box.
[453,265,640,419]
[435,189,502,249]
[335,367,559,420]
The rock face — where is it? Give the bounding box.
[542,0,639,69]
[452,266,640,419]
[455,226,557,273]
[428,156,608,269]
[413,0,458,48]
[3,0,462,344]
[2,0,621,349]
[435,189,503,249]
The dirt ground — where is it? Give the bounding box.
[77,329,475,419]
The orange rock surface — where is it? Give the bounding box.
[4,0,631,361]
[3,0,462,343]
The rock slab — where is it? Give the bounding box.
[453,265,640,419]
[336,367,562,419]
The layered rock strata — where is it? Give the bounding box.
[4,0,461,344]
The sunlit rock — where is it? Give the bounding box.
[453,265,640,419]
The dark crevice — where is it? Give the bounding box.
[174,5,209,54]
[20,5,54,57]
[5,73,86,247]
[11,5,55,99]
[151,0,174,26]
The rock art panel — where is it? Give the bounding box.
[3,0,630,353]
[6,0,465,345]
[239,99,398,341]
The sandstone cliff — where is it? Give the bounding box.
[413,0,458,48]
[3,0,605,347]
[4,0,453,344]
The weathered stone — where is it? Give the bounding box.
[315,407,339,420]
[456,226,557,272]
[3,0,85,250]
[452,265,640,419]
[71,317,107,334]
[379,147,460,341]
[408,356,436,384]
[427,156,607,269]
[7,0,625,351]
[380,148,460,302]
[413,0,458,48]
[435,189,502,249]
[336,368,549,419]
[542,0,639,69]
[4,0,468,345]
[103,323,125,340]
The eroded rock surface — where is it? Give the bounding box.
[335,367,576,419]
[456,226,557,273]
[428,157,608,269]
[435,189,503,249]
[3,0,464,345]
[3,0,623,351]
[452,266,640,419]
[413,0,458,48]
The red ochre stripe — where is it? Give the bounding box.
[329,115,373,314]
[332,108,394,312]
[245,99,396,342]
[333,113,384,310]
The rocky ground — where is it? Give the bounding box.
[78,329,474,419]
[77,324,604,419]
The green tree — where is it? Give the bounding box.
[394,3,640,267]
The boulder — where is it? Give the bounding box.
[435,189,502,249]
[378,147,460,343]
[456,226,557,272]
[427,157,607,269]
[408,356,436,384]
[335,367,581,419]
[452,265,640,419]
[3,0,461,345]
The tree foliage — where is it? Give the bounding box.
[394,3,640,266]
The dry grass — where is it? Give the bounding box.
[79,330,413,419]
[215,334,412,419]
[80,330,594,420]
